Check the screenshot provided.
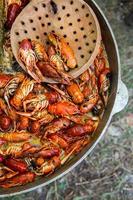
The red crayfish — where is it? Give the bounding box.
[0,172,35,188]
[65,124,95,137]
[5,0,30,30]
[48,101,79,117]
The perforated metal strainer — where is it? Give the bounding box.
[11,0,101,83]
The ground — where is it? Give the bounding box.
[2,0,133,199]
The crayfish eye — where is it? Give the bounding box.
[83,104,87,108]
[92,106,99,116]
[30,160,37,170]
[106,73,112,80]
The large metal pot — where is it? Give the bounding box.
[0,0,128,197]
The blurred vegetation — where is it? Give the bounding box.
[0,0,5,63]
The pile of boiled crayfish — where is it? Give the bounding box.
[0,40,111,188]
[18,32,77,83]
[1,3,111,187]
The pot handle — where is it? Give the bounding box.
[112,80,128,116]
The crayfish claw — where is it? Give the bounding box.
[26,64,45,83]
[18,39,45,83]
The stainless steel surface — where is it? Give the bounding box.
[0,0,128,197]
[112,80,128,115]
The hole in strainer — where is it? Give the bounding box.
[89,22,92,25]
[62,6,66,10]
[45,14,49,18]
[42,3,46,8]
[93,39,96,43]
[42,23,45,27]
[69,23,73,26]
[86,42,89,46]
[78,47,82,50]
[63,35,67,38]
[86,13,89,17]
[75,38,78,42]
[18,41,21,45]
[47,22,51,26]
[77,19,81,22]
[70,1,74,5]
[75,8,79,12]
[91,30,95,34]
[38,16,42,20]
[60,26,64,30]
[29,19,33,23]
[21,21,25,25]
[80,27,84,31]
[83,35,87,39]
[32,27,36,31]
[66,13,70,17]
[36,36,40,40]
[89,50,92,54]
[34,7,38,11]
[44,32,47,36]
[58,17,61,21]
[73,31,77,35]
[82,5,85,9]
[24,30,28,34]
[15,32,19,36]
[46,41,50,45]
[81,55,84,59]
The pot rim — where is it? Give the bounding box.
[0,0,121,197]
